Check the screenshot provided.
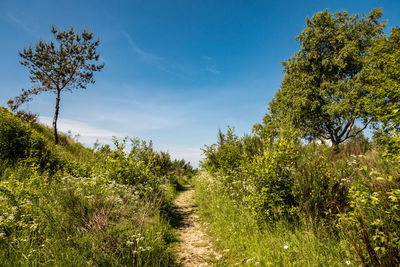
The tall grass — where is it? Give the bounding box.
[195,171,358,266]
[0,108,192,266]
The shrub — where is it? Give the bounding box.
[340,161,400,266]
[201,127,245,176]
[244,139,299,221]
[0,108,46,163]
[292,145,350,224]
[375,130,400,162]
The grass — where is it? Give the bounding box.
[0,109,194,266]
[0,174,180,266]
[195,171,359,266]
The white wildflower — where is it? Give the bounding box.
[283,245,289,249]
[246,257,256,263]
[346,261,351,265]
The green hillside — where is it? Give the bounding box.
[0,107,194,266]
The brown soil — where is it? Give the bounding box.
[174,185,221,266]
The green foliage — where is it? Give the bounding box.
[292,146,350,224]
[361,27,400,131]
[252,113,282,145]
[269,8,385,147]
[361,27,400,159]
[0,110,193,265]
[201,127,262,177]
[195,171,357,266]
[10,25,104,144]
[198,8,400,266]
[101,137,156,186]
[244,139,299,221]
[0,108,46,163]
[339,159,400,266]
[201,127,244,175]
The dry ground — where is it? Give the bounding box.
[174,185,221,266]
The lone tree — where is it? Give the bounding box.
[9,26,104,144]
[268,9,385,148]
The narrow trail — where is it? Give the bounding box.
[174,185,221,266]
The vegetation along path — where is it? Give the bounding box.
[174,185,221,266]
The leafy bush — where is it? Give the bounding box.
[200,124,400,264]
[292,146,350,224]
[244,139,299,221]
[101,137,155,186]
[340,159,400,266]
[201,127,245,175]
[0,108,46,163]
[375,130,400,161]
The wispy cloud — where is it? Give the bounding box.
[120,29,189,77]
[203,56,220,75]
[121,30,163,63]
[39,116,127,145]
[206,64,221,75]
[7,13,39,37]
[119,29,217,79]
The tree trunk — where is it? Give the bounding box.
[333,142,340,153]
[331,135,340,153]
[53,89,61,144]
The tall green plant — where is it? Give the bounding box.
[269,9,385,148]
[244,139,299,221]
[9,26,104,144]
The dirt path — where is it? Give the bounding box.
[174,185,221,266]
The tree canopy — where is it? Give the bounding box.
[361,26,400,133]
[9,26,104,144]
[268,8,386,147]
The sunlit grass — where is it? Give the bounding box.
[195,171,358,266]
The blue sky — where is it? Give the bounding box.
[1,0,400,166]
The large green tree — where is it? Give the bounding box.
[269,9,385,148]
[360,27,400,158]
[9,26,104,144]
[361,27,400,132]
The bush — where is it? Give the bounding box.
[201,127,245,175]
[292,145,350,224]
[244,139,299,221]
[340,159,400,266]
[0,108,46,163]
